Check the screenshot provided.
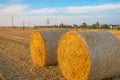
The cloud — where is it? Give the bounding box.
[0,4,28,14]
[65,3,120,13]
[25,3,120,14]
[0,3,120,26]
[0,3,120,15]
[26,8,58,14]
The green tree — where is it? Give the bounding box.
[80,22,87,28]
[95,22,100,29]
[59,23,64,28]
[90,24,96,29]
[116,25,120,30]
[101,24,110,29]
[90,22,100,29]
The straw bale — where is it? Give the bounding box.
[30,29,68,67]
[108,30,120,40]
[58,31,120,80]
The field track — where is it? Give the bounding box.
[0,28,120,80]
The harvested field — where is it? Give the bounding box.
[0,37,65,80]
[0,28,32,44]
[0,28,120,80]
[0,28,65,80]
[0,72,6,80]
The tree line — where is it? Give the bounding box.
[57,22,120,30]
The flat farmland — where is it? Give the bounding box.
[0,27,120,80]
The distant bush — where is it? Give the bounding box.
[79,22,88,28]
[117,27,120,30]
[59,23,72,28]
[116,25,120,30]
[101,24,110,29]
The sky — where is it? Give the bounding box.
[0,0,120,26]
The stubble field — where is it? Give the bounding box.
[0,27,120,80]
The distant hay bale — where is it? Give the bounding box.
[58,31,120,80]
[108,30,120,40]
[30,29,68,67]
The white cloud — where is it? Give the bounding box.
[0,3,120,15]
[26,8,58,14]
[0,3,120,26]
[25,3,120,14]
[0,4,28,14]
[65,3,120,13]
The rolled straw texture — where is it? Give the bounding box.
[58,31,120,80]
[30,28,68,67]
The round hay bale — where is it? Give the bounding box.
[30,28,68,67]
[58,31,120,80]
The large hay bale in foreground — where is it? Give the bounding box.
[30,29,68,67]
[58,31,120,80]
